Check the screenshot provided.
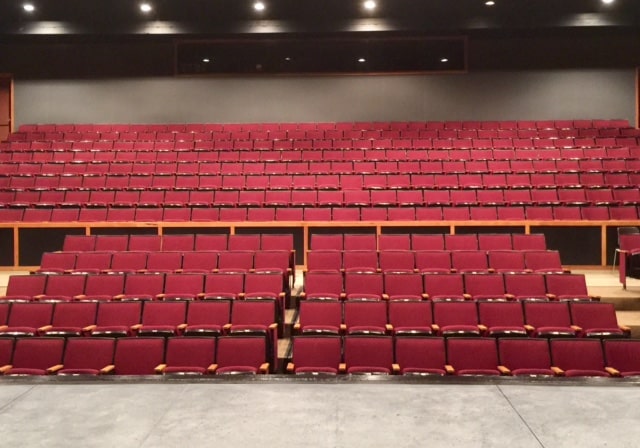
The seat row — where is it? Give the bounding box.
[14,119,635,134]
[6,135,640,150]
[3,187,639,208]
[2,204,638,223]
[1,272,286,305]
[37,251,292,282]
[288,336,640,376]
[295,300,625,338]
[60,233,293,253]
[302,272,592,302]
[310,233,547,251]
[306,250,565,274]
[2,147,639,164]
[2,171,639,189]
[0,336,271,376]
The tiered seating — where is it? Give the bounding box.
[1,120,639,222]
[286,335,640,376]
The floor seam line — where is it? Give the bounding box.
[496,385,546,448]
[0,384,37,414]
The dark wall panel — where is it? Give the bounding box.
[15,69,635,126]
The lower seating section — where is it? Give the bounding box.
[0,231,636,377]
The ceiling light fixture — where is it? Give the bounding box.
[485,1,496,6]
[440,58,449,63]
[253,1,266,11]
[601,0,615,4]
[22,3,35,12]
[140,3,152,13]
[358,58,366,63]
[202,58,210,63]
[363,1,377,11]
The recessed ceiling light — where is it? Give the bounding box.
[140,3,152,13]
[363,1,377,11]
[358,58,366,63]
[485,1,496,6]
[202,58,210,63]
[440,58,449,63]
[253,1,266,11]
[23,3,35,12]
[601,0,615,4]
[285,57,292,61]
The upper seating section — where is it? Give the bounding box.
[1,120,639,222]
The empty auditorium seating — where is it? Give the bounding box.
[156,337,217,375]
[0,337,65,375]
[497,338,555,376]
[342,335,396,374]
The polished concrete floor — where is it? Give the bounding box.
[1,379,640,447]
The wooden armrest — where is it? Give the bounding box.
[156,294,166,300]
[463,293,472,300]
[445,365,455,375]
[421,293,429,300]
[154,364,167,374]
[137,269,148,274]
[570,325,582,332]
[498,366,511,375]
[33,294,45,300]
[63,270,74,274]
[605,367,621,377]
[100,365,115,374]
[488,268,495,273]
[177,323,188,330]
[0,365,13,374]
[223,323,232,331]
[620,325,632,334]
[259,363,270,374]
[431,324,440,332]
[38,325,53,332]
[238,292,246,300]
[505,294,515,300]
[268,323,278,331]
[47,364,64,374]
[113,294,125,300]
[206,364,217,374]
[546,293,557,300]
[551,366,564,376]
[382,294,390,300]
[0,325,7,332]
[392,364,400,374]
[450,268,458,273]
[130,324,142,331]
[385,324,393,333]
[478,324,488,332]
[74,295,87,301]
[299,292,307,299]
[286,362,295,373]
[524,324,535,332]
[339,363,347,374]
[340,293,346,300]
[339,324,347,333]
[83,325,97,332]
[524,269,533,273]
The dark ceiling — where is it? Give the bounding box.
[0,0,638,37]
[0,0,638,78]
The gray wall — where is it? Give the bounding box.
[15,69,636,126]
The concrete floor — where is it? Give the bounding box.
[1,380,640,447]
